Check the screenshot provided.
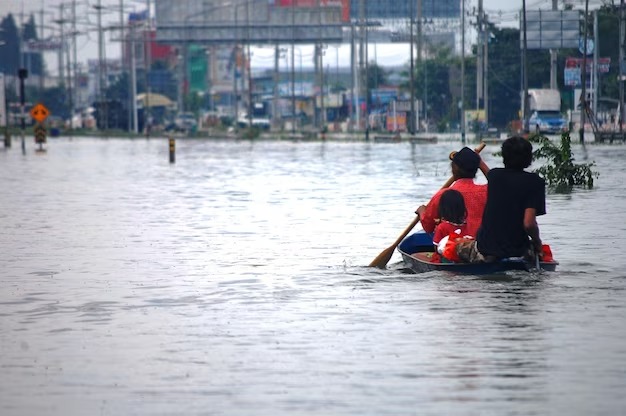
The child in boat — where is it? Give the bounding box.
[432,189,470,263]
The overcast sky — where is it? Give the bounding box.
[0,0,603,74]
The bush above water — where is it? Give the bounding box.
[529,131,598,193]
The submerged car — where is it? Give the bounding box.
[529,110,567,134]
[173,112,198,132]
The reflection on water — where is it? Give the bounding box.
[1,137,626,415]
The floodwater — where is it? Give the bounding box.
[1,136,625,416]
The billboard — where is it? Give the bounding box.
[277,0,350,22]
[155,0,344,44]
[349,0,460,20]
[521,10,580,50]
[564,57,611,87]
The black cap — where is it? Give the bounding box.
[449,146,480,173]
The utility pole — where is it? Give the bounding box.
[94,0,104,131]
[617,0,626,141]
[549,0,558,89]
[72,0,78,125]
[58,4,65,89]
[39,7,45,94]
[145,0,152,138]
[246,2,252,130]
[580,0,589,144]
[321,60,326,130]
[483,15,489,127]
[315,0,321,130]
[354,26,360,130]
[475,0,489,128]
[522,0,529,133]
[364,2,369,141]
[477,0,483,117]
[348,23,358,132]
[65,2,74,127]
[417,0,422,66]
[121,0,132,132]
[130,20,138,133]
[358,0,365,133]
[461,0,466,144]
[291,1,296,135]
[593,10,599,117]
[417,0,423,129]
[273,44,279,131]
[233,7,239,133]
[409,0,415,134]
[315,43,320,128]
[483,13,489,127]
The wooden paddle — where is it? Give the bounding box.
[368,142,487,269]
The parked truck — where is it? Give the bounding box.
[527,89,567,134]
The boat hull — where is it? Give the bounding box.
[398,249,558,274]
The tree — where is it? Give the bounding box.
[417,47,456,124]
[397,46,458,128]
[365,61,388,89]
[484,26,523,128]
[596,5,621,103]
[27,85,69,119]
[0,14,21,76]
[22,14,45,77]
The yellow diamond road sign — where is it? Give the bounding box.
[30,103,50,123]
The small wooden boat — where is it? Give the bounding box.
[409,135,438,144]
[397,247,559,274]
[374,134,402,143]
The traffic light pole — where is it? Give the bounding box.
[18,68,28,154]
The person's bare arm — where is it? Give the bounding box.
[523,207,542,254]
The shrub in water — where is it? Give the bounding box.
[528,131,598,193]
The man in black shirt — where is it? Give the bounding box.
[457,136,545,262]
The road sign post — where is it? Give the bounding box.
[34,123,47,151]
[30,103,50,152]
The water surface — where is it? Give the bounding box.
[1,137,625,415]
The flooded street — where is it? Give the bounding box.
[2,137,626,415]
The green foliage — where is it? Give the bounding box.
[184,92,203,114]
[529,132,598,193]
[365,61,388,89]
[28,85,70,119]
[240,127,260,140]
[0,14,21,76]
[436,118,448,133]
[0,14,44,77]
[22,15,44,76]
[597,5,621,101]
